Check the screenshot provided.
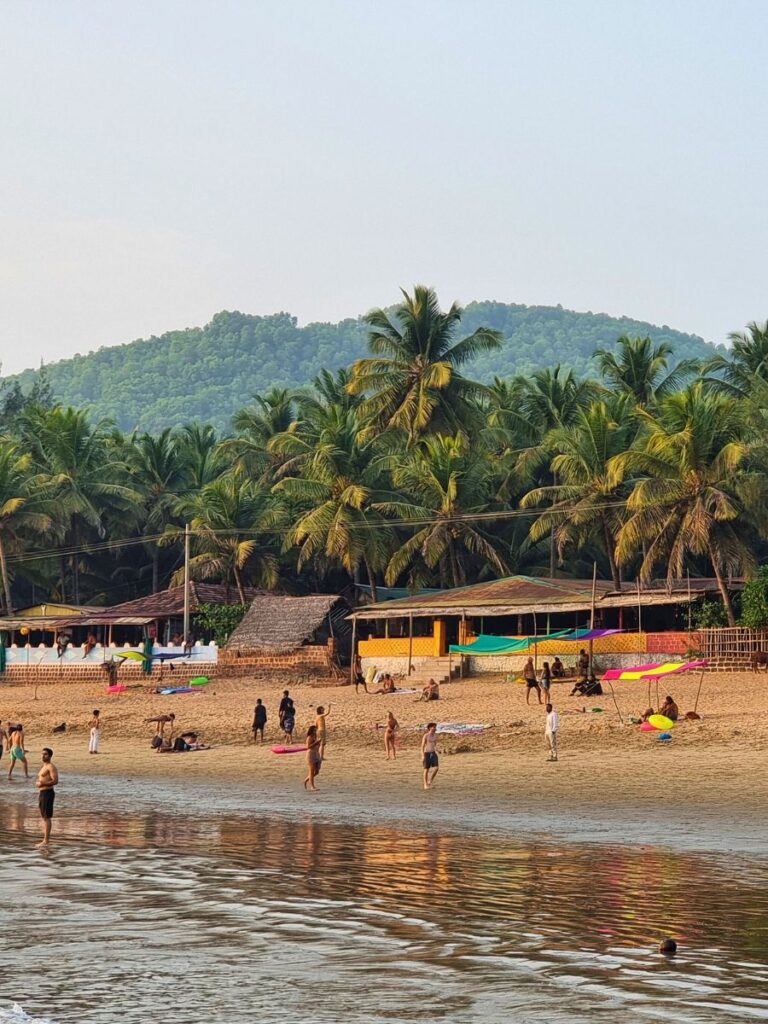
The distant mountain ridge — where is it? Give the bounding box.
[9,302,721,432]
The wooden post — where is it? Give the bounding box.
[636,577,642,634]
[532,611,538,670]
[693,666,706,714]
[460,610,466,678]
[589,561,597,675]
[350,616,357,686]
[407,612,413,677]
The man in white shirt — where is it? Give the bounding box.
[545,703,559,762]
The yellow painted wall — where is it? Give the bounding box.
[358,618,448,658]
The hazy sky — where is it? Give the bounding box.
[1,0,766,373]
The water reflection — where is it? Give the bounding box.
[1,788,767,1023]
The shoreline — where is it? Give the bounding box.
[2,671,767,856]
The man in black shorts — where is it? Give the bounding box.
[36,747,58,848]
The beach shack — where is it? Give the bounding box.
[349,574,743,680]
[219,593,352,681]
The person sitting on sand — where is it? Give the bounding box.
[551,657,565,679]
[641,707,655,722]
[660,695,679,722]
[570,673,602,696]
[417,678,440,702]
[372,674,396,695]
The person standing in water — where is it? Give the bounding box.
[304,725,322,791]
[384,711,399,760]
[252,699,267,743]
[8,723,28,779]
[88,709,102,754]
[315,704,330,759]
[545,703,560,762]
[36,748,58,848]
[421,722,439,789]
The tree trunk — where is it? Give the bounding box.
[549,471,558,577]
[233,565,246,605]
[365,559,378,603]
[448,542,461,589]
[60,555,67,603]
[152,547,159,594]
[0,536,13,615]
[708,543,736,626]
[603,518,621,590]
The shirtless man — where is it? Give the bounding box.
[421,722,439,790]
[315,704,331,760]
[8,723,28,779]
[36,748,58,848]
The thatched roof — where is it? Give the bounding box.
[108,583,260,619]
[226,594,348,652]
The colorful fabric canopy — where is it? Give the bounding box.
[602,660,707,681]
[449,627,622,655]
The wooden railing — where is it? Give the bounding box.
[695,627,768,659]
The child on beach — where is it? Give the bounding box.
[304,725,322,790]
[88,709,102,754]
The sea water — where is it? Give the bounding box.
[1,775,767,1023]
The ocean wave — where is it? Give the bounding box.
[0,1006,57,1024]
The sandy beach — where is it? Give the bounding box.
[2,669,766,844]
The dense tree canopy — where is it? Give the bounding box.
[0,288,764,626]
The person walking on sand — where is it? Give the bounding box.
[353,654,368,694]
[279,690,291,731]
[315,704,331,759]
[524,657,541,705]
[304,725,322,791]
[252,699,267,743]
[545,703,559,762]
[8,724,28,780]
[36,748,58,847]
[88,709,102,754]
[282,699,296,740]
[384,711,399,760]
[539,661,552,701]
[421,722,439,789]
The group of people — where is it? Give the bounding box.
[1,721,58,846]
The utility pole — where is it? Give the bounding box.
[183,523,190,645]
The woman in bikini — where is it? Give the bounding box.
[384,711,399,760]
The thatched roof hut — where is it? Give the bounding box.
[226,594,351,654]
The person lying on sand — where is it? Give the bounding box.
[372,674,396,695]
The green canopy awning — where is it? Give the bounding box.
[449,630,572,655]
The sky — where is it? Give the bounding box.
[1,0,766,374]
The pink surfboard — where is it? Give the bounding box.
[271,745,307,754]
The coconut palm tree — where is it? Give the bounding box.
[520,396,637,588]
[130,429,189,591]
[21,407,139,603]
[608,383,754,624]
[171,477,280,602]
[270,405,394,597]
[177,423,225,491]
[377,433,508,588]
[595,335,698,406]
[0,442,52,613]
[224,387,299,480]
[702,320,768,397]
[348,285,502,441]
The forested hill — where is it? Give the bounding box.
[10,302,720,432]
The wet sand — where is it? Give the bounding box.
[2,670,765,851]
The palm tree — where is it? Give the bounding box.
[270,404,395,596]
[520,397,636,588]
[702,320,768,397]
[595,335,698,406]
[130,429,189,591]
[22,407,139,603]
[177,424,224,491]
[224,388,299,480]
[377,433,508,588]
[608,383,754,624]
[0,442,52,613]
[348,285,502,441]
[171,477,280,602]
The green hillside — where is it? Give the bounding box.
[9,302,721,432]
